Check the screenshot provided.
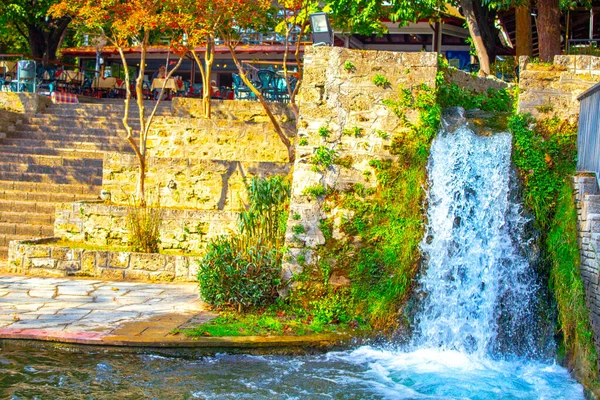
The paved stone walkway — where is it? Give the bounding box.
[0,275,209,343]
[0,275,350,349]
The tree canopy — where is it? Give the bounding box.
[0,0,70,59]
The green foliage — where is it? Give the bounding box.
[303,184,326,199]
[548,183,599,387]
[510,114,598,387]
[438,82,513,112]
[197,176,290,311]
[375,129,389,139]
[311,146,337,172]
[291,224,305,234]
[323,0,441,37]
[126,199,163,253]
[343,60,356,72]
[293,84,441,331]
[318,125,330,138]
[509,115,577,230]
[372,73,391,88]
[310,290,352,327]
[299,138,309,146]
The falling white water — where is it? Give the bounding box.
[414,109,544,358]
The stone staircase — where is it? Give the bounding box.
[0,100,173,260]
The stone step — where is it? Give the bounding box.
[0,211,53,225]
[10,123,132,137]
[0,171,102,186]
[42,106,173,118]
[0,153,103,168]
[0,222,54,237]
[0,138,130,152]
[0,189,99,203]
[0,199,59,214]
[0,146,108,158]
[0,162,101,178]
[0,181,99,196]
[8,130,128,146]
[0,234,36,247]
[17,116,143,129]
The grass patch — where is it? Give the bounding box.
[183,309,368,337]
[548,182,599,388]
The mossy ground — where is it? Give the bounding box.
[183,309,369,338]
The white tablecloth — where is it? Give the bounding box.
[151,78,177,91]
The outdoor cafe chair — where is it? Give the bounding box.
[232,73,254,100]
[256,70,278,101]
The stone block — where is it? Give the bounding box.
[25,246,50,258]
[108,252,130,269]
[129,253,164,272]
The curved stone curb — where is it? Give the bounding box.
[0,327,351,349]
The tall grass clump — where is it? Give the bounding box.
[126,194,163,253]
[198,176,290,311]
[510,113,598,387]
[548,183,599,387]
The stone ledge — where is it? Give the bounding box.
[7,238,200,282]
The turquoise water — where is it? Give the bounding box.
[0,342,584,399]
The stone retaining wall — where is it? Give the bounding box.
[446,68,508,93]
[519,55,600,121]
[102,154,290,209]
[572,175,600,357]
[0,92,50,114]
[282,46,437,279]
[8,238,199,282]
[54,201,238,254]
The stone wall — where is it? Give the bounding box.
[54,201,238,254]
[103,154,290,209]
[8,238,199,282]
[0,92,50,114]
[519,55,600,121]
[282,46,437,280]
[573,174,600,356]
[446,68,508,93]
[104,99,295,209]
[172,98,295,121]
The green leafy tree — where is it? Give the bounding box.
[323,0,442,36]
[0,0,70,60]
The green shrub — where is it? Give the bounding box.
[318,125,330,138]
[372,74,391,88]
[198,237,281,310]
[343,61,355,72]
[303,184,326,199]
[311,146,337,172]
[197,176,290,311]
[299,138,308,146]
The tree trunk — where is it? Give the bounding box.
[538,0,562,63]
[461,0,491,75]
[516,2,533,57]
[25,17,70,60]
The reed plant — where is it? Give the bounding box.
[126,193,163,253]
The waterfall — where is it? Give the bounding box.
[413,108,551,359]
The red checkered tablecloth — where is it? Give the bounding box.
[51,91,79,104]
